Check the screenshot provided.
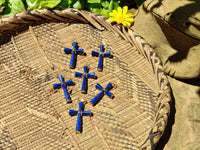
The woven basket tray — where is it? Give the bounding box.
[0,9,171,150]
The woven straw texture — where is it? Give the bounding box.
[0,9,171,150]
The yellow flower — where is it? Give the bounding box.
[109,6,134,27]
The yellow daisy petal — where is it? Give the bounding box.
[109,12,116,17]
[108,17,116,21]
[122,21,131,27]
[122,22,127,27]
[109,12,114,17]
[113,10,118,15]
[125,17,134,22]
[117,7,122,15]
[123,6,128,15]
[125,14,135,18]
[116,19,121,24]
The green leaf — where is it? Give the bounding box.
[88,0,120,17]
[87,0,101,3]
[26,0,61,10]
[88,3,101,9]
[89,7,101,14]
[113,0,119,10]
[26,0,40,10]
[100,8,108,17]
[72,0,82,9]
[108,0,113,12]
[4,0,25,17]
[90,7,109,17]
[39,0,61,9]
[41,0,61,8]
[56,0,72,8]
[9,0,25,11]
[101,1,109,9]
[0,0,5,6]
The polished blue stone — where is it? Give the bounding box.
[76,113,81,133]
[90,82,114,106]
[75,66,95,93]
[90,91,104,106]
[91,45,111,71]
[69,110,78,116]
[87,72,95,78]
[64,42,84,68]
[69,102,92,133]
[53,74,73,103]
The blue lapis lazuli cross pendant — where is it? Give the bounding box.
[53,74,74,103]
[75,66,95,93]
[90,82,114,106]
[69,101,92,133]
[64,42,84,69]
[91,45,111,71]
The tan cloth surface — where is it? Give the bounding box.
[156,77,200,150]
[133,0,200,79]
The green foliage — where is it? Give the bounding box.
[88,0,120,17]
[0,0,145,18]
[4,0,26,17]
[26,0,61,10]
[0,0,5,6]
[87,0,100,3]
[72,0,83,10]
[56,0,72,8]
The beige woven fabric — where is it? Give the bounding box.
[133,0,200,79]
[0,9,171,150]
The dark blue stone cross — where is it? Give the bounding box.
[91,45,111,71]
[53,74,74,103]
[64,42,84,69]
[75,66,95,93]
[90,82,114,106]
[69,100,92,133]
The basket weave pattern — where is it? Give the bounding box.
[0,9,171,150]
